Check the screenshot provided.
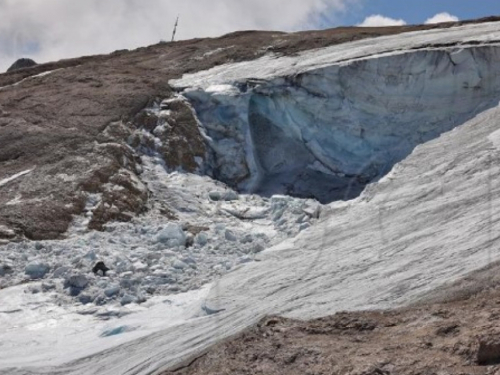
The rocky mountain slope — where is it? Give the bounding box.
[1,17,498,241]
[2,16,500,375]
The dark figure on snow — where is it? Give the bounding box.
[92,261,110,276]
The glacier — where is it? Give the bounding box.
[3,21,500,375]
[172,22,500,202]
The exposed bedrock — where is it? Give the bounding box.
[179,46,500,203]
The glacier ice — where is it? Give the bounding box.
[24,262,50,279]
[154,223,187,247]
[173,28,500,203]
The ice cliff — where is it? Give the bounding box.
[172,23,500,202]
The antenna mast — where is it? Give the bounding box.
[171,15,179,42]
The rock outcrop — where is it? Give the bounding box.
[6,58,37,72]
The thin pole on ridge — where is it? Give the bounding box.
[171,15,179,42]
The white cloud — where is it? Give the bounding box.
[425,12,459,24]
[358,14,407,27]
[0,0,355,72]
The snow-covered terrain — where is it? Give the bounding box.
[2,21,500,375]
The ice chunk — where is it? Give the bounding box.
[225,230,237,242]
[299,223,311,232]
[53,266,71,278]
[0,263,13,277]
[195,232,209,246]
[208,190,239,201]
[132,261,148,272]
[100,325,134,337]
[172,259,188,270]
[251,243,265,254]
[120,294,135,306]
[66,274,89,289]
[104,286,121,298]
[24,262,50,279]
[155,224,187,247]
[303,203,321,219]
[240,234,253,244]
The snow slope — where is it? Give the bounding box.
[0,284,211,369]
[3,21,500,375]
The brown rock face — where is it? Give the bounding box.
[1,17,498,240]
[0,64,157,239]
[476,336,500,365]
[130,97,206,173]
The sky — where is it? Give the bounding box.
[0,0,500,72]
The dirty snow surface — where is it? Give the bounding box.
[2,21,500,375]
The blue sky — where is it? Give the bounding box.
[339,0,500,26]
[1,0,500,72]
